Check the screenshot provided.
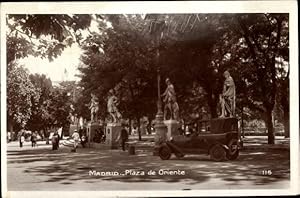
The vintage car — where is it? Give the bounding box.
[158,117,242,161]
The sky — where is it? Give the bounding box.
[19,44,82,82]
[17,17,101,83]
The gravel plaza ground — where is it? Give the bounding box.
[6,136,290,191]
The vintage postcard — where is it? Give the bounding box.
[1,1,299,197]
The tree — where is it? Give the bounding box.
[7,14,92,63]
[77,14,289,145]
[7,35,34,64]
[26,74,53,135]
[48,88,73,137]
[143,14,236,118]
[7,14,93,135]
[232,14,289,144]
[7,62,39,132]
[78,15,158,140]
[276,60,289,138]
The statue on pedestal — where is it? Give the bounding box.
[220,71,236,118]
[162,78,179,120]
[89,93,99,122]
[107,89,122,123]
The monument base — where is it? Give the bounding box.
[87,122,100,147]
[106,123,122,149]
[164,120,180,140]
[153,113,168,156]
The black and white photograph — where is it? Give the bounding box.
[1,1,299,197]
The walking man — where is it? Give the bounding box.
[31,132,37,147]
[118,125,129,151]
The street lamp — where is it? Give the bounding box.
[156,34,163,117]
[152,20,167,155]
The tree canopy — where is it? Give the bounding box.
[6,14,290,143]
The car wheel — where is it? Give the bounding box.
[209,144,227,162]
[159,145,172,160]
[226,139,239,160]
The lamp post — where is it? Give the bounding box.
[156,35,163,117]
[153,22,167,156]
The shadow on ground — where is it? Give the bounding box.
[7,145,290,187]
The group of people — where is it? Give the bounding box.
[51,131,60,150]
[15,126,129,152]
[50,129,88,152]
[69,126,128,152]
[92,125,128,151]
[93,128,105,143]
[59,129,87,152]
[18,131,38,148]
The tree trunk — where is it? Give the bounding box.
[8,121,14,133]
[281,92,289,138]
[241,106,245,138]
[207,93,218,118]
[61,126,64,140]
[137,117,142,141]
[283,109,289,138]
[265,110,275,144]
[129,118,132,135]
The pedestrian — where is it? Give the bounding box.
[178,127,185,136]
[19,132,25,148]
[80,129,87,148]
[71,129,80,152]
[81,134,87,148]
[7,131,12,143]
[118,125,129,151]
[99,128,105,143]
[46,130,50,145]
[52,131,60,150]
[31,132,37,147]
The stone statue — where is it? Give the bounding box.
[89,93,99,122]
[107,89,122,123]
[220,71,236,117]
[162,78,179,120]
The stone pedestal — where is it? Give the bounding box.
[87,122,100,147]
[153,113,168,156]
[164,120,180,140]
[105,123,122,149]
